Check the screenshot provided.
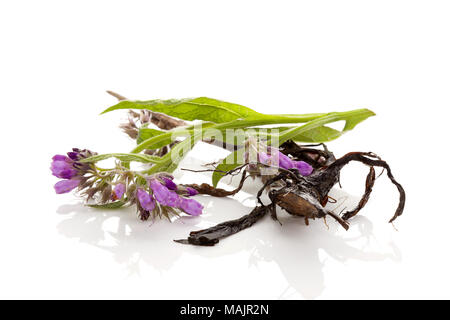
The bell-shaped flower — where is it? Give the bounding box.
[51,156,77,179]
[137,188,155,212]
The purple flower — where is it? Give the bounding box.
[162,177,177,191]
[179,198,203,216]
[295,161,313,176]
[54,179,80,194]
[52,148,100,198]
[186,187,198,197]
[113,183,126,200]
[150,179,170,202]
[274,151,295,169]
[51,158,77,179]
[150,179,180,207]
[137,189,155,211]
[258,148,295,169]
[52,154,68,161]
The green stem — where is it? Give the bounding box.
[131,129,192,153]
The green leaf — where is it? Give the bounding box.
[136,128,165,144]
[278,109,375,142]
[293,125,342,142]
[101,97,261,123]
[80,153,162,164]
[88,201,126,209]
[212,108,375,186]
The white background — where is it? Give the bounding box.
[1,0,449,299]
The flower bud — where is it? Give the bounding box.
[186,187,199,197]
[162,177,177,191]
[51,158,77,179]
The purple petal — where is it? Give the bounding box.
[150,179,172,206]
[295,161,314,176]
[276,151,295,169]
[54,179,80,194]
[51,160,77,179]
[52,154,69,161]
[150,179,180,206]
[186,187,199,197]
[166,191,181,207]
[162,177,177,191]
[179,198,203,216]
[263,147,295,169]
[113,183,126,199]
[137,189,155,211]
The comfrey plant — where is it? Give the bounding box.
[51,92,405,243]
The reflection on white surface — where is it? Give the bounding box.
[55,154,401,299]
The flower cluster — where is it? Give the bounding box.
[51,149,203,220]
[51,148,97,194]
[135,177,202,220]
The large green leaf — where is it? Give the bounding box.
[212,109,375,186]
[101,97,261,123]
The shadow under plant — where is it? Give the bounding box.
[56,185,401,299]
